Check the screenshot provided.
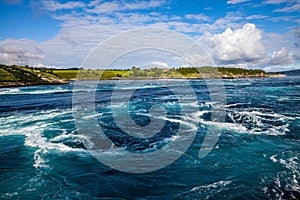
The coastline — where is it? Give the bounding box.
[0,81,69,88]
[0,74,286,88]
[0,64,288,88]
[68,73,286,81]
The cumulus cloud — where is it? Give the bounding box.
[203,23,266,65]
[151,61,168,68]
[2,0,297,70]
[269,48,294,65]
[227,0,250,5]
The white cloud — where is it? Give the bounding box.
[269,48,294,65]
[297,26,300,47]
[32,63,61,69]
[185,14,211,22]
[203,12,245,33]
[246,15,268,20]
[1,0,298,70]
[274,3,300,12]
[202,23,266,65]
[151,61,168,68]
[87,1,120,14]
[86,0,167,14]
[125,0,163,10]
[263,0,300,12]
[0,0,172,68]
[227,0,250,5]
[264,0,293,4]
[0,39,44,65]
[43,0,85,11]
[269,16,296,22]
[264,64,298,72]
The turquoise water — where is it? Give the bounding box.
[0,77,299,199]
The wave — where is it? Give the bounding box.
[177,180,232,199]
[0,109,89,169]
[0,88,21,95]
[0,87,72,95]
[226,108,292,135]
[190,180,232,192]
[0,92,296,170]
[262,152,300,199]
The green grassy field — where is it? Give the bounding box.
[52,69,130,80]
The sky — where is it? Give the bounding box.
[0,0,299,71]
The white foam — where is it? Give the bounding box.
[0,109,89,169]
[270,154,278,163]
[223,103,249,108]
[268,155,300,198]
[203,120,248,132]
[191,180,232,192]
[33,149,49,168]
[0,88,20,95]
[0,87,72,95]
[225,107,293,135]
[50,133,88,142]
[158,116,198,132]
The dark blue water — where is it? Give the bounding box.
[0,77,299,199]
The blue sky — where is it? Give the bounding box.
[0,0,299,71]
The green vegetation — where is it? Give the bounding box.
[0,64,68,87]
[0,64,281,87]
[51,66,272,80]
[52,69,129,80]
[177,66,267,78]
[52,70,80,80]
[51,67,178,80]
[0,64,43,82]
[0,68,18,82]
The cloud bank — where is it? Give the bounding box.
[0,0,298,71]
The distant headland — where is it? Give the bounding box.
[0,64,286,87]
[0,64,68,88]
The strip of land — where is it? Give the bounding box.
[49,66,285,80]
[0,64,285,87]
[0,64,68,88]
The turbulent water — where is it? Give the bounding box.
[0,77,299,199]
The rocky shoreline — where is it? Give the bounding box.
[0,80,69,88]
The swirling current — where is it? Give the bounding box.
[0,77,299,199]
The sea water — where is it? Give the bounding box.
[0,77,299,199]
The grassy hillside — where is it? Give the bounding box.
[0,64,68,87]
